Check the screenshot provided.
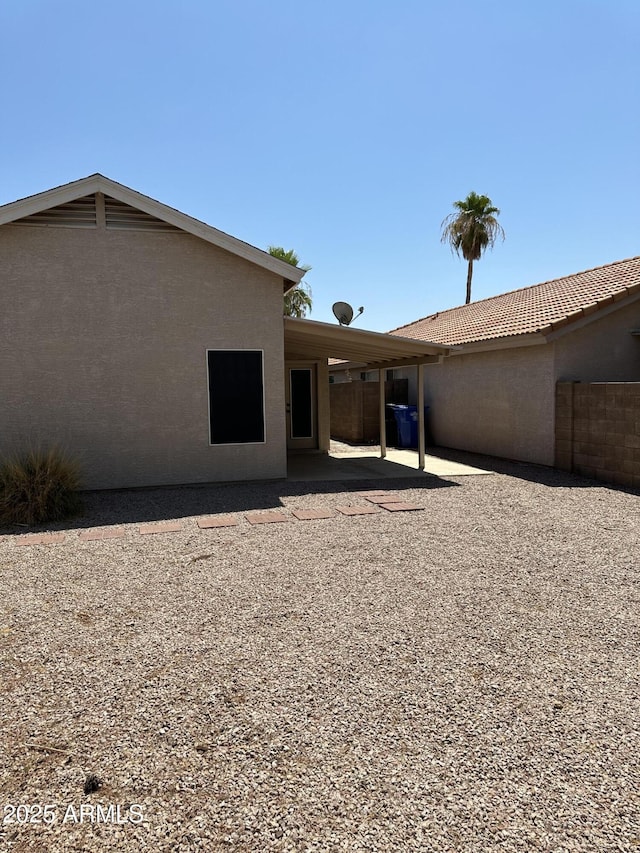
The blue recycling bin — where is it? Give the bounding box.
[388,405,430,448]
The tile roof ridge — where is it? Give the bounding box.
[479,254,640,303]
[390,254,640,333]
[390,311,441,334]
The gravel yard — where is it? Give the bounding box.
[0,462,639,851]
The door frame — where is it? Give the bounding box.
[285,361,318,451]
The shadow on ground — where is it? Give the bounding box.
[0,475,458,534]
[5,447,632,537]
[428,446,640,493]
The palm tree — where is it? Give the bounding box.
[441,192,505,304]
[268,246,313,318]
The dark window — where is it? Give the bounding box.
[290,368,313,438]
[207,350,265,444]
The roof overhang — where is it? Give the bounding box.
[0,174,306,287]
[542,287,640,342]
[445,332,549,353]
[436,287,640,352]
[285,317,451,369]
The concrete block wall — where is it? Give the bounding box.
[330,379,408,443]
[555,381,640,488]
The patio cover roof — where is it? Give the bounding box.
[284,317,451,369]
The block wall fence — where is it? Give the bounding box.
[330,379,408,444]
[555,381,640,489]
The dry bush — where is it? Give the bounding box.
[0,447,82,526]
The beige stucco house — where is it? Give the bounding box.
[386,258,640,465]
[0,174,448,489]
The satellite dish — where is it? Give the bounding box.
[333,302,354,325]
[332,302,364,326]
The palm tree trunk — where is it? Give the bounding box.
[465,260,473,304]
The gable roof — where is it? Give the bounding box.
[390,256,640,347]
[0,174,306,288]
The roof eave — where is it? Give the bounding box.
[285,317,450,368]
[447,332,548,353]
[543,287,640,342]
[0,174,306,285]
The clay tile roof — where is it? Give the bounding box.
[389,256,640,347]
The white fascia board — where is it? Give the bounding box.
[0,174,100,224]
[0,174,306,284]
[92,176,306,282]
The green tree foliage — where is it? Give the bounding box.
[268,246,313,318]
[441,192,505,304]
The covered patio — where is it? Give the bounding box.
[287,441,493,481]
[284,317,454,470]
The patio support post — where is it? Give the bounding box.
[379,368,387,458]
[417,363,425,470]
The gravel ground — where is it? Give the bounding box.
[0,462,639,852]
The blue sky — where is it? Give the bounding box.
[1,0,638,331]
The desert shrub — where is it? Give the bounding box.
[0,448,83,526]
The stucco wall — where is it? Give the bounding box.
[397,345,556,464]
[554,297,640,381]
[391,297,640,468]
[0,223,287,489]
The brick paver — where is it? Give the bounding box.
[245,511,289,525]
[5,496,424,546]
[378,502,423,512]
[291,509,335,520]
[139,521,184,535]
[15,533,66,546]
[335,506,379,516]
[78,528,125,541]
[197,516,238,529]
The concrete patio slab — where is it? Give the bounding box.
[287,444,492,481]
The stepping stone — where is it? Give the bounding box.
[139,521,184,535]
[335,505,379,516]
[378,502,423,512]
[197,516,238,529]
[245,511,288,525]
[78,528,125,541]
[102,528,125,539]
[15,533,65,546]
[291,509,334,520]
